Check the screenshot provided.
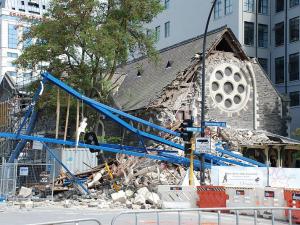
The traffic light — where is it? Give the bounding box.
[184,142,192,155]
[179,119,194,142]
[84,132,99,153]
[179,119,194,154]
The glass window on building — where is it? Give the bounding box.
[290,91,300,106]
[290,0,299,7]
[258,24,268,48]
[225,0,233,15]
[289,53,299,81]
[244,22,254,46]
[258,0,268,14]
[23,27,32,48]
[290,17,299,42]
[7,52,18,58]
[155,26,160,42]
[275,22,284,46]
[8,24,18,49]
[164,21,170,38]
[276,0,284,12]
[275,56,284,84]
[164,0,170,9]
[244,0,255,12]
[214,0,222,19]
[258,58,268,73]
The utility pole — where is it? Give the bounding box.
[200,0,218,185]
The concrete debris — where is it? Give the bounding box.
[18,187,32,198]
[19,201,33,209]
[47,155,200,209]
[111,190,126,203]
[125,189,134,198]
[145,192,160,205]
[133,194,146,205]
[87,171,102,188]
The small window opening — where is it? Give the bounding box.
[166,60,173,69]
[137,70,142,77]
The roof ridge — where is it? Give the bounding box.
[126,25,228,66]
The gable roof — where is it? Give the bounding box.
[113,26,248,111]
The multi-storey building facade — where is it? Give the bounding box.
[145,0,300,139]
[0,0,49,85]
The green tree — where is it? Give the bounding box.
[295,128,300,137]
[16,0,162,104]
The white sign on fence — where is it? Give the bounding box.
[211,166,265,187]
[269,167,300,188]
[19,167,29,176]
[211,166,300,188]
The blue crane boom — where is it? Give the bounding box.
[0,72,265,170]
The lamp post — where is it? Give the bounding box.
[200,0,218,185]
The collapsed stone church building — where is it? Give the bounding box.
[104,27,300,167]
[110,27,288,136]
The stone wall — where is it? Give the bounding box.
[104,52,286,146]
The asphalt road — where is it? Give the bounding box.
[0,207,291,225]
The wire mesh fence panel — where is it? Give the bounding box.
[16,163,55,200]
[0,162,55,201]
[0,163,17,199]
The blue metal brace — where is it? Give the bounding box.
[43,143,90,194]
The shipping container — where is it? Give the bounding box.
[47,148,98,176]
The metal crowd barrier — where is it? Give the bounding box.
[110,207,300,225]
[27,218,102,225]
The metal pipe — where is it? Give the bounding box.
[110,207,300,225]
[254,210,258,225]
[135,212,138,225]
[235,210,239,225]
[200,0,218,185]
[217,210,221,225]
[178,211,181,225]
[271,209,275,224]
[289,209,292,225]
[27,218,102,225]
[284,0,288,94]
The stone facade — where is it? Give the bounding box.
[107,27,288,144]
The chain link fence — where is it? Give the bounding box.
[0,161,55,201]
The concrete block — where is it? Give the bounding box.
[137,187,150,196]
[18,187,32,198]
[125,190,134,198]
[111,190,126,203]
[146,192,160,205]
[134,194,146,205]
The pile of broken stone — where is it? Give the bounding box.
[13,156,190,209]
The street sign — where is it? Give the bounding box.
[203,121,227,127]
[195,137,211,154]
[186,127,203,133]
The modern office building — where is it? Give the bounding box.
[0,0,49,86]
[145,0,300,139]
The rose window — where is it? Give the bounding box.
[210,64,251,113]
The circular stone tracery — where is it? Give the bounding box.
[210,64,251,113]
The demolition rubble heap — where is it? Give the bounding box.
[14,127,287,209]
[52,155,189,209]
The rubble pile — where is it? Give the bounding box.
[50,155,188,209]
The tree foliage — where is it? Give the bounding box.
[16,0,162,104]
[295,128,300,137]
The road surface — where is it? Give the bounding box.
[0,206,291,225]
